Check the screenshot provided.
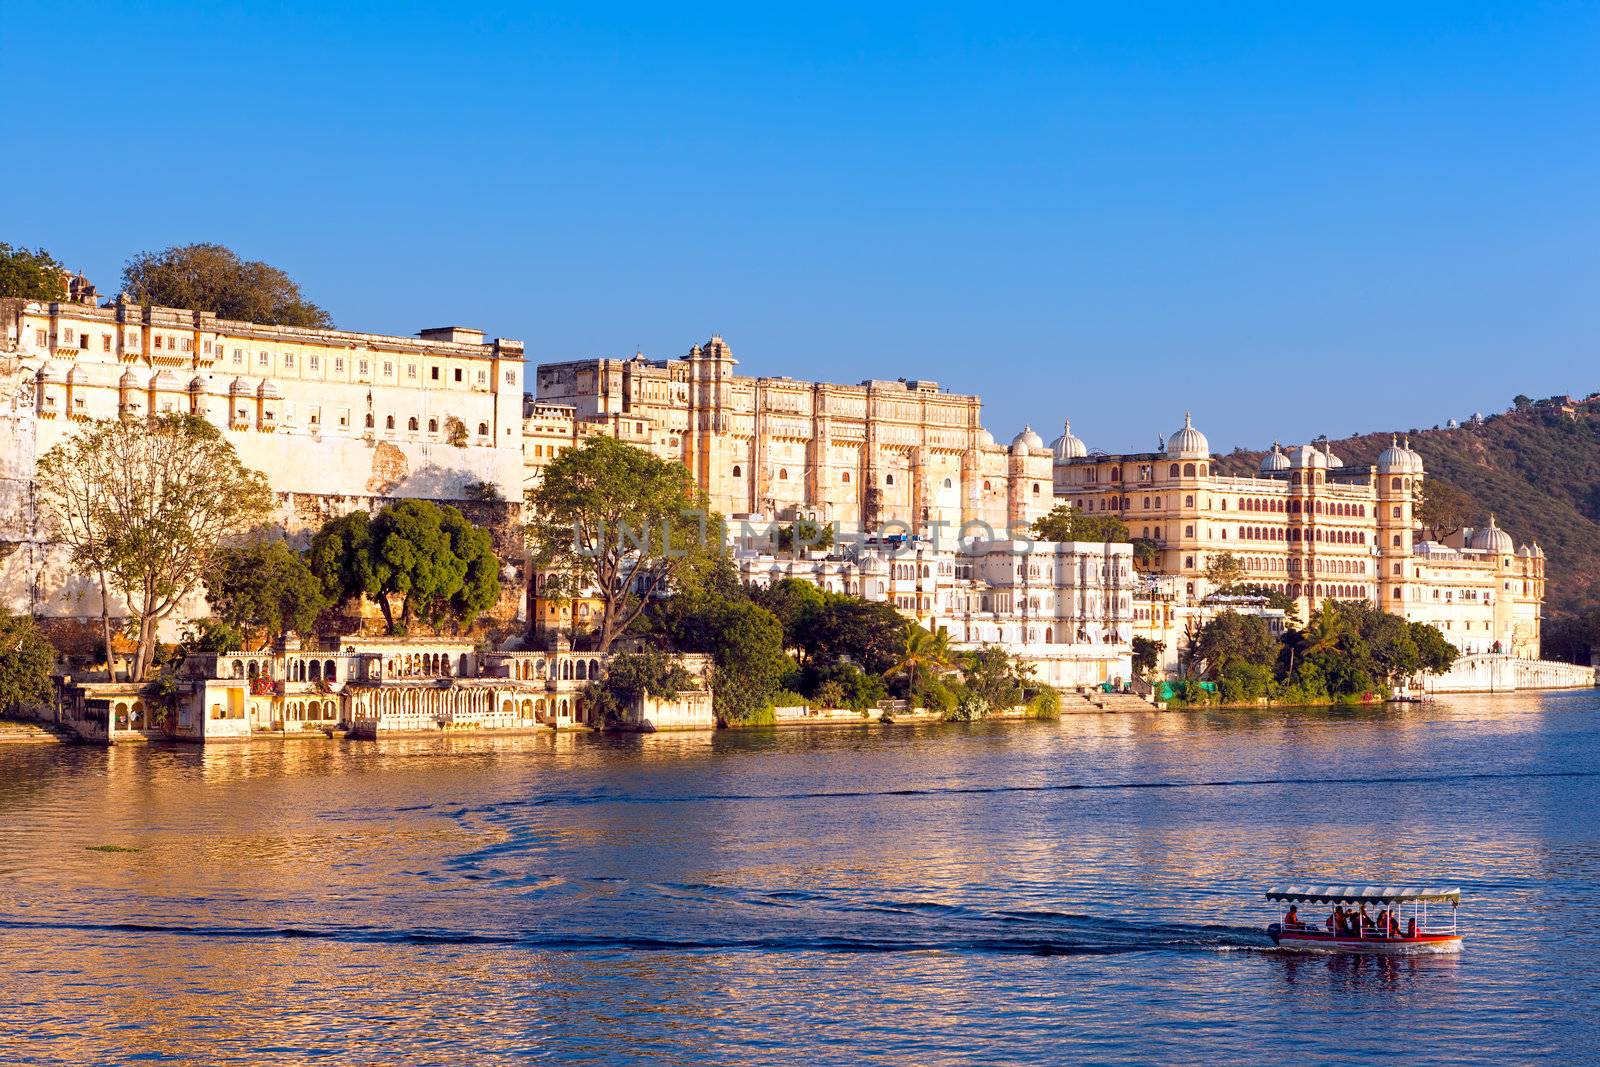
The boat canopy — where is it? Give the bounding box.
[1265,885,1460,904]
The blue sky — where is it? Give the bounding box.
[4,2,1596,452]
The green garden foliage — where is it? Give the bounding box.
[120,243,331,327]
[0,243,68,300]
[1031,504,1131,544]
[204,541,331,645]
[0,608,55,714]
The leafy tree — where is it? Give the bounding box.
[1408,621,1460,675]
[1204,551,1246,593]
[0,243,68,300]
[790,594,907,675]
[886,625,954,696]
[1416,478,1473,541]
[526,435,709,655]
[704,599,793,723]
[309,502,499,633]
[1131,635,1162,679]
[957,645,1033,711]
[602,648,697,707]
[119,243,331,327]
[1032,504,1130,543]
[444,416,468,448]
[0,608,54,714]
[1194,611,1278,678]
[799,658,886,712]
[33,422,124,678]
[774,517,835,554]
[309,511,380,612]
[181,618,245,655]
[1216,659,1275,704]
[1131,537,1160,571]
[36,415,274,681]
[1512,394,1532,411]
[204,540,331,645]
[749,577,828,652]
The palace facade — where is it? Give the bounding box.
[1050,416,1545,658]
[534,338,1055,534]
[1,290,526,620]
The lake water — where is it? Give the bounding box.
[2,692,1598,1064]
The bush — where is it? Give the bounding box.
[947,691,991,722]
[800,660,885,712]
[910,677,957,715]
[770,689,809,709]
[1024,686,1060,719]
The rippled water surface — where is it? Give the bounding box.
[3,691,1599,1064]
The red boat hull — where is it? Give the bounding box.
[1268,923,1461,955]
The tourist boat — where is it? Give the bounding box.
[1265,884,1462,955]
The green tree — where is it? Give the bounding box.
[0,243,68,300]
[309,511,380,612]
[204,540,331,646]
[790,593,907,675]
[886,625,954,696]
[957,645,1033,711]
[1408,621,1460,676]
[1194,611,1278,678]
[1416,478,1473,541]
[370,500,500,631]
[0,608,55,715]
[704,599,793,723]
[1031,504,1130,543]
[1204,551,1246,593]
[602,648,697,714]
[33,421,124,678]
[36,415,274,681]
[749,577,829,652]
[180,618,245,655]
[774,517,835,554]
[120,243,332,327]
[1131,537,1160,571]
[1131,635,1162,679]
[526,435,710,655]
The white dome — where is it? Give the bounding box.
[66,364,91,383]
[1321,441,1344,468]
[1166,413,1209,458]
[1259,443,1290,472]
[230,377,254,394]
[974,428,995,447]
[151,370,180,389]
[1470,515,1515,554]
[119,369,143,388]
[189,375,209,391]
[36,362,63,382]
[1012,424,1045,451]
[1377,434,1424,474]
[1288,444,1327,469]
[1050,418,1087,462]
[257,380,281,399]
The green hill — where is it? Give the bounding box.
[1213,394,1600,625]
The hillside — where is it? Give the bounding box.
[1212,395,1600,619]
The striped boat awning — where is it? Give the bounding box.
[1265,884,1460,904]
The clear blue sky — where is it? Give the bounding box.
[5,2,1596,452]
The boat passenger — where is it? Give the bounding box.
[1284,905,1299,929]
[1358,903,1372,934]
[1325,909,1337,934]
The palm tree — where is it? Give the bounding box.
[887,626,954,697]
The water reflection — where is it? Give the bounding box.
[0,691,1595,1064]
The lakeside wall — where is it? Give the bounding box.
[1420,654,1595,694]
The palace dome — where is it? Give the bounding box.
[1377,435,1424,474]
[189,375,210,391]
[35,362,63,382]
[1470,515,1515,554]
[1050,419,1087,462]
[230,377,254,394]
[151,370,181,390]
[257,380,281,399]
[1166,413,1209,458]
[1288,443,1327,469]
[1322,441,1344,467]
[974,428,995,447]
[1259,443,1290,472]
[1011,425,1044,452]
[119,369,143,389]
[66,364,91,383]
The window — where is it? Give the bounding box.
[428,418,438,433]
[1169,464,1180,477]
[258,351,268,366]
[477,422,489,436]
[886,474,895,486]
[386,415,395,430]
[778,468,789,481]
[338,410,349,428]
[233,349,243,365]
[505,371,515,383]
[359,360,369,374]
[1032,483,1041,494]
[943,478,953,489]
[407,365,417,379]
[181,338,192,352]
[334,358,345,373]
[153,335,163,350]
[384,362,393,376]
[310,408,321,425]
[408,417,418,431]
[477,370,486,384]
[310,355,320,370]
[1393,506,1402,518]
[284,353,294,368]
[431,367,440,381]
[365,413,375,429]
[34,328,46,346]
[841,471,850,483]
[1393,534,1402,547]
[454,368,462,382]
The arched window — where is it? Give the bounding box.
[478,422,489,436]
[408,416,419,431]
[1169,464,1180,477]
[732,465,742,478]
[325,660,337,681]
[1391,477,1402,490]
[1032,483,1041,495]
[385,415,395,430]
[364,413,374,428]
[886,474,895,486]
[778,468,788,481]
[982,480,991,490]
[841,471,850,483]
[575,660,587,680]
[1183,463,1196,477]
[308,661,321,681]
[943,478,953,489]
[428,418,438,433]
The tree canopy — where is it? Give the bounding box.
[310,500,500,633]
[0,608,54,714]
[0,243,68,300]
[204,540,331,646]
[526,434,710,655]
[120,243,332,327]
[36,415,274,681]
[1031,504,1130,544]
